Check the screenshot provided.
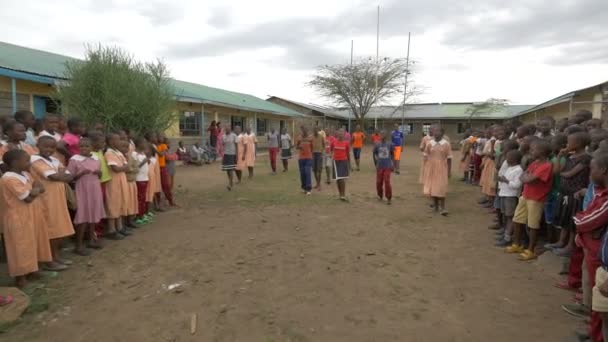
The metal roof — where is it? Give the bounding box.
[331,103,533,120]
[0,41,302,117]
[266,96,341,118]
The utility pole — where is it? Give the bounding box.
[401,32,411,134]
[374,4,380,130]
[348,40,353,134]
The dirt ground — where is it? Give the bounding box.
[0,147,580,341]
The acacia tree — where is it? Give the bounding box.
[54,45,175,134]
[309,58,414,128]
[466,98,509,127]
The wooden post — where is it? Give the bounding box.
[201,103,205,146]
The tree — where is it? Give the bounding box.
[53,45,175,134]
[466,98,509,127]
[308,58,414,128]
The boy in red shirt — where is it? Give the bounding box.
[506,139,553,260]
[296,126,314,195]
[576,151,608,342]
[331,128,351,201]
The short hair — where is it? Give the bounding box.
[3,120,23,135]
[552,133,568,148]
[590,129,608,142]
[37,135,56,145]
[79,137,92,146]
[575,110,593,121]
[592,151,608,169]
[13,110,33,123]
[502,139,520,152]
[565,124,586,135]
[67,118,82,130]
[2,149,28,167]
[517,124,535,136]
[569,131,591,148]
[88,131,105,142]
[506,149,523,164]
[539,116,556,124]
[531,138,552,157]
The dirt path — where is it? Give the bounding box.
[1,147,575,341]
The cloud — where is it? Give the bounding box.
[207,7,232,28]
[137,1,184,26]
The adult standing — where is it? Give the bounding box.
[216,122,225,159]
[207,121,218,148]
[266,128,280,174]
[391,124,405,175]
[296,126,314,195]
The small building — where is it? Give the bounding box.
[513,81,608,124]
[266,96,346,129]
[0,41,302,146]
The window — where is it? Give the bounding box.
[256,118,268,136]
[422,123,432,135]
[231,116,244,129]
[179,111,201,136]
[404,123,414,134]
[457,123,465,134]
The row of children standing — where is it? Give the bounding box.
[0,110,177,289]
[459,110,608,341]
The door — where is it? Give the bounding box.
[33,96,47,118]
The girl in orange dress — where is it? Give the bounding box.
[31,136,76,262]
[119,140,139,228]
[146,146,160,213]
[478,128,497,204]
[423,126,453,216]
[235,126,245,183]
[418,131,433,184]
[0,150,50,288]
[104,132,131,239]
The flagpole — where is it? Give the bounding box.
[349,40,353,133]
[374,4,380,130]
[401,32,411,132]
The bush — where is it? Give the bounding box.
[54,45,175,134]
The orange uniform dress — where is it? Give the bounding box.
[480,138,497,196]
[459,137,475,173]
[146,157,158,202]
[30,155,75,239]
[419,135,432,184]
[236,134,256,170]
[104,148,129,218]
[125,154,139,216]
[0,172,52,276]
[423,139,453,198]
[0,142,38,161]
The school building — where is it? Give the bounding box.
[512,81,608,124]
[265,96,533,147]
[0,41,302,145]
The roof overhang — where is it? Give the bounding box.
[0,67,63,85]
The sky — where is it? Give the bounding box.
[1,0,606,107]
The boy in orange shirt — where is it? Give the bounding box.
[351,125,365,171]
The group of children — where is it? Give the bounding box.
[0,110,178,289]
[459,110,608,341]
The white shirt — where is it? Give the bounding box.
[39,130,62,142]
[498,161,524,197]
[132,151,149,182]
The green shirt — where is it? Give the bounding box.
[93,150,112,183]
[550,155,566,196]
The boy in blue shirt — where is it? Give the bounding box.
[374,131,394,205]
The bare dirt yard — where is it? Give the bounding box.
[0,147,577,341]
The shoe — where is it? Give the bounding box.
[561,303,591,319]
[387,200,392,205]
[55,258,73,265]
[43,262,68,272]
[505,244,524,254]
[135,218,147,225]
[553,247,572,257]
[518,249,537,261]
[105,232,125,241]
[488,223,501,230]
[306,192,312,196]
[495,228,505,236]
[544,242,562,250]
[118,229,133,237]
[495,239,511,247]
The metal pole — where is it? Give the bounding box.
[374,5,380,130]
[11,78,17,114]
[201,104,205,146]
[401,32,411,132]
[349,40,353,133]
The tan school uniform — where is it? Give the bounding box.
[104,148,129,218]
[423,139,453,198]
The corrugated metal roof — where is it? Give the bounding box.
[331,103,534,120]
[0,41,302,117]
[266,96,344,118]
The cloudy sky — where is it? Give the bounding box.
[1,0,606,106]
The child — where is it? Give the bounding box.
[574,151,608,342]
[266,128,280,174]
[90,131,114,238]
[0,149,50,288]
[221,126,238,190]
[519,135,538,171]
[132,137,150,223]
[243,127,257,179]
[13,110,37,146]
[478,127,497,206]
[164,138,178,192]
[459,130,473,182]
[495,150,524,247]
[145,133,163,209]
[331,128,351,201]
[39,114,63,142]
[104,132,130,239]
[419,129,433,184]
[423,126,452,215]
[491,139,520,231]
[391,124,404,175]
[543,134,568,250]
[506,139,553,260]
[535,117,555,139]
[31,136,75,263]
[58,117,84,160]
[154,133,175,207]
[280,127,292,172]
[146,145,160,214]
[177,141,190,163]
[374,131,394,205]
[67,138,106,255]
[472,130,488,185]
[0,121,38,171]
[351,125,365,171]
[324,128,336,185]
[296,126,313,195]
[371,129,382,145]
[311,127,325,190]
[119,140,140,229]
[551,132,592,257]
